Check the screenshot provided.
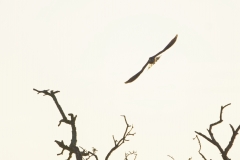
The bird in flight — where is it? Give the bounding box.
[125,34,178,84]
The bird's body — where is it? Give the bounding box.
[147,56,161,69]
[125,35,178,84]
[148,57,156,64]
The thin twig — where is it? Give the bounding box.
[167,155,174,160]
[124,151,137,160]
[193,135,207,160]
[105,116,135,160]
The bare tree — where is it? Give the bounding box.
[33,89,239,160]
[33,88,135,160]
[168,103,239,160]
[195,103,240,160]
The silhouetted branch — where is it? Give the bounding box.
[34,88,136,160]
[193,135,207,160]
[78,146,98,160]
[124,151,137,160]
[225,124,240,156]
[87,150,98,160]
[105,115,136,160]
[33,88,68,121]
[167,155,175,160]
[209,103,230,131]
[167,155,191,160]
[195,103,240,160]
[34,88,82,160]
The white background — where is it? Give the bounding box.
[0,0,240,159]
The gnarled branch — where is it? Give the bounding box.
[195,103,239,160]
[34,88,82,160]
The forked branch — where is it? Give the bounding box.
[34,88,135,160]
[195,103,240,160]
[105,115,136,160]
[34,88,84,160]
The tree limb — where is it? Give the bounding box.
[34,88,82,160]
[193,135,207,160]
[105,115,136,160]
[195,103,239,160]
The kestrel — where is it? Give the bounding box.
[125,34,178,84]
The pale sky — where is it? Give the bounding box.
[1,0,240,160]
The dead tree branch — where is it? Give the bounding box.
[195,103,240,160]
[167,155,175,160]
[34,88,90,160]
[105,115,136,160]
[124,151,137,160]
[167,155,191,160]
[78,146,98,160]
[193,135,207,160]
[34,89,135,160]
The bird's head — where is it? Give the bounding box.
[148,57,155,64]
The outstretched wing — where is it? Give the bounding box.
[153,34,178,58]
[125,61,149,84]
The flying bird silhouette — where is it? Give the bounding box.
[125,34,178,84]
